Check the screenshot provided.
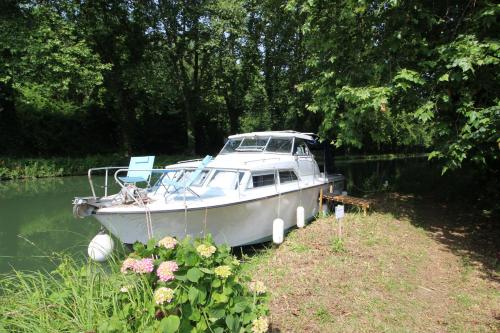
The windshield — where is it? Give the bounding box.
[237,137,270,151]
[220,137,271,153]
[220,139,243,154]
[266,137,293,153]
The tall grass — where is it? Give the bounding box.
[0,256,154,332]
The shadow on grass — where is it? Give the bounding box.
[373,191,499,282]
[339,158,500,283]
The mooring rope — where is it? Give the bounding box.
[203,207,208,237]
[144,204,154,239]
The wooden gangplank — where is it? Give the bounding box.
[321,190,373,216]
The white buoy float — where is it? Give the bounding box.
[296,206,305,228]
[88,233,114,262]
[272,218,284,244]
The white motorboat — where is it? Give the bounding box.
[73,131,344,247]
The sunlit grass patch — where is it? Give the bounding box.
[242,207,499,332]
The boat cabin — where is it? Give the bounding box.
[152,131,326,200]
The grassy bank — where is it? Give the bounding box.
[242,194,499,332]
[0,155,195,180]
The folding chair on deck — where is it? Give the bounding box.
[119,156,155,187]
[162,155,213,197]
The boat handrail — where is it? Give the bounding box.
[112,168,181,192]
[89,165,253,199]
[88,166,128,198]
[88,166,177,198]
[243,157,281,165]
[176,158,203,164]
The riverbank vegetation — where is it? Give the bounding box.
[0,236,269,332]
[0,155,193,180]
[0,153,428,181]
[1,1,498,172]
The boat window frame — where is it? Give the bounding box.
[206,169,245,190]
[235,136,271,152]
[219,138,243,154]
[161,168,211,188]
[293,138,312,156]
[247,170,276,189]
[264,137,294,154]
[278,169,299,184]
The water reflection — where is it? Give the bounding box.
[0,177,101,273]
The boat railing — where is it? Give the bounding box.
[88,166,128,198]
[88,167,176,198]
[89,165,252,199]
[243,157,281,165]
[113,168,180,193]
[176,158,203,164]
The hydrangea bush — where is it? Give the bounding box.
[111,235,269,332]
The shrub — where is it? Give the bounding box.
[119,235,270,332]
[0,235,269,333]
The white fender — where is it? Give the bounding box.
[296,206,305,228]
[273,218,284,244]
[88,233,114,262]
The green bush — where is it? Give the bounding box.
[120,235,269,332]
[0,236,269,333]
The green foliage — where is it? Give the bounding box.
[0,0,498,171]
[127,235,269,332]
[330,237,345,253]
[0,256,156,332]
[0,235,269,332]
[0,3,109,114]
[0,154,194,180]
[293,0,500,172]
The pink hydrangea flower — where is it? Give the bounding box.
[120,258,137,273]
[133,258,154,274]
[157,261,179,282]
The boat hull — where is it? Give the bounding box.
[95,185,323,247]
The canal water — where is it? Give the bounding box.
[0,157,479,273]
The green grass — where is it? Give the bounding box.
[0,256,155,332]
[242,205,499,332]
[329,237,345,253]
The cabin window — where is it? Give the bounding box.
[293,138,311,156]
[208,171,244,190]
[265,137,293,153]
[279,170,298,184]
[248,172,275,188]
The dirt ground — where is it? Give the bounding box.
[242,193,499,332]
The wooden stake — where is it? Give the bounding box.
[338,218,342,239]
[319,188,323,214]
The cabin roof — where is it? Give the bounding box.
[228,130,316,141]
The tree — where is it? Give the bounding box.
[292,0,499,171]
